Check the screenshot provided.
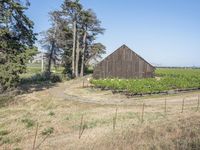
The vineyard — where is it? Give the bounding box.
[91,68,200,95]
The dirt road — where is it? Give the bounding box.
[36,77,200,107]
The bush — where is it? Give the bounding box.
[20,72,62,85]
[50,74,62,83]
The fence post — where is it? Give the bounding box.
[197,95,200,112]
[79,114,84,139]
[181,98,185,113]
[141,103,145,123]
[164,98,167,114]
[113,108,118,131]
[82,80,85,88]
[32,122,39,150]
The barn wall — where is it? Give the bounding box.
[93,45,155,79]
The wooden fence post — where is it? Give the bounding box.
[141,103,145,123]
[32,122,39,150]
[197,95,200,112]
[79,114,84,139]
[164,98,167,114]
[82,80,85,88]
[113,108,118,130]
[181,98,185,113]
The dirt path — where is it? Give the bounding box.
[32,77,200,107]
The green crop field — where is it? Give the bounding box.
[91,68,200,95]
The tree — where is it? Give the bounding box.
[0,0,36,91]
[62,0,82,78]
[40,12,62,76]
[47,0,106,78]
[25,46,38,63]
[49,11,73,75]
[79,9,105,76]
[85,43,106,67]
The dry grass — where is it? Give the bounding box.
[81,113,200,150]
[0,79,200,150]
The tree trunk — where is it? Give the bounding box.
[75,33,80,77]
[47,41,55,77]
[72,20,77,78]
[80,31,87,77]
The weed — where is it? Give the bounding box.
[1,137,11,144]
[42,127,54,136]
[0,130,9,136]
[0,95,14,108]
[13,148,22,150]
[21,118,35,128]
[48,111,55,116]
[65,112,83,121]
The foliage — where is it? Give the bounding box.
[91,69,200,95]
[40,0,106,78]
[40,12,62,75]
[0,0,36,91]
[20,72,62,85]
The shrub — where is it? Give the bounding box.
[42,127,54,136]
[50,74,62,83]
[20,72,62,85]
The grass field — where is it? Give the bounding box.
[91,68,200,95]
[20,63,64,78]
[0,68,200,149]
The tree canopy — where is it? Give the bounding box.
[0,0,37,91]
[41,0,106,78]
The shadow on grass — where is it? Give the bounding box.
[0,73,63,107]
[18,81,57,94]
[18,73,62,94]
[0,94,14,108]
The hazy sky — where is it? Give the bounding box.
[26,0,200,67]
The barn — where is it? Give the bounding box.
[93,45,155,79]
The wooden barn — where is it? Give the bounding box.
[93,45,155,79]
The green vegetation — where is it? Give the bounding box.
[0,0,37,91]
[0,95,14,108]
[21,118,35,128]
[0,0,105,92]
[20,72,62,85]
[41,127,54,136]
[48,111,55,116]
[91,68,200,95]
[0,130,9,136]
[156,68,200,77]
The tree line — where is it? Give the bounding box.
[0,0,106,91]
[40,0,106,78]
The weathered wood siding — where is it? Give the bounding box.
[93,45,155,79]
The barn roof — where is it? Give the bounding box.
[101,44,155,68]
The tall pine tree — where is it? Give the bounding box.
[0,0,36,91]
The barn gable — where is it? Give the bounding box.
[93,45,155,79]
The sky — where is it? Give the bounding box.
[26,0,200,67]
